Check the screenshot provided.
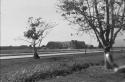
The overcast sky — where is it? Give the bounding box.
[1,0,125,47]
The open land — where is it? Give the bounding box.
[0,49,125,82]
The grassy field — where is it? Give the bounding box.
[0,50,125,82]
[0,48,124,56]
[0,48,100,54]
[0,48,102,57]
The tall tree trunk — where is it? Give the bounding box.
[104,47,118,69]
[33,40,40,59]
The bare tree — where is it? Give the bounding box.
[57,0,125,69]
[24,17,55,59]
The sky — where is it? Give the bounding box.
[1,0,125,47]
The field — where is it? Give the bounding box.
[0,49,125,82]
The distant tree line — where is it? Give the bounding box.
[0,40,93,50]
[0,45,30,50]
[46,40,94,49]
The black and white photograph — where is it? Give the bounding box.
[0,0,125,82]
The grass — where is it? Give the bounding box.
[1,47,124,54]
[39,67,125,82]
[1,62,93,82]
[0,51,125,82]
[0,48,89,57]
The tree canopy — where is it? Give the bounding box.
[24,17,55,46]
[58,0,125,49]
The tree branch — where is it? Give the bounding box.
[113,1,125,41]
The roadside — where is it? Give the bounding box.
[0,51,103,59]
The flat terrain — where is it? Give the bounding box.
[0,49,125,82]
[0,48,103,56]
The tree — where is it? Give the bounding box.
[57,0,125,69]
[24,17,55,59]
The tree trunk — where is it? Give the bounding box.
[104,47,118,69]
[98,42,103,48]
[33,40,40,59]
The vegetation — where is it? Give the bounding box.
[57,0,125,69]
[1,51,125,82]
[24,17,55,59]
[46,40,92,49]
[1,61,91,82]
